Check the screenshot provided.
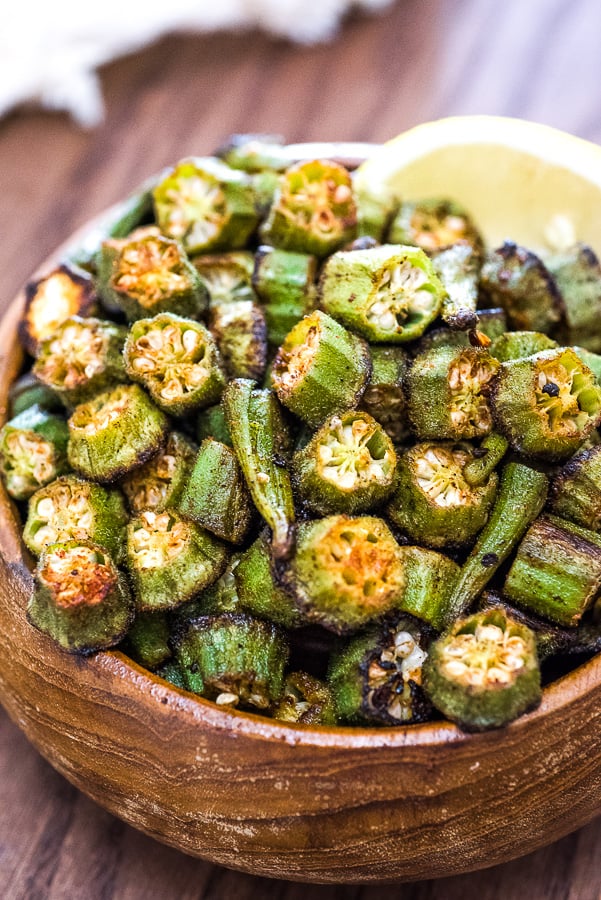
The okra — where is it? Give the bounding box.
[216,133,289,174]
[389,198,484,256]
[27,540,133,654]
[210,299,268,381]
[359,346,409,444]
[19,265,97,356]
[178,555,242,619]
[252,245,317,347]
[476,308,509,342]
[234,531,302,628]
[463,432,509,487]
[433,241,480,331]
[124,611,171,670]
[196,402,232,446]
[121,431,196,514]
[319,244,446,343]
[274,671,337,725]
[156,660,186,689]
[95,226,162,315]
[192,251,255,305]
[0,406,69,500]
[395,546,460,631]
[489,330,558,362]
[547,244,601,352]
[9,373,61,418]
[549,444,601,530]
[353,181,400,242]
[423,609,541,731]
[271,310,371,428]
[419,309,507,354]
[573,346,601,383]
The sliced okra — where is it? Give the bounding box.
[252,245,317,347]
[389,198,484,256]
[234,531,302,628]
[476,308,509,342]
[329,612,432,726]
[573,346,601,383]
[271,310,371,429]
[319,244,446,343]
[156,660,186,689]
[216,133,289,174]
[27,540,133,654]
[260,159,357,257]
[196,402,232,446]
[433,241,480,331]
[192,251,255,305]
[274,671,337,725]
[353,181,400,242]
[489,330,558,362]
[33,316,128,406]
[252,170,281,217]
[491,347,601,461]
[124,313,225,415]
[121,431,197,514]
[67,384,169,483]
[123,611,171,670]
[419,310,509,355]
[395,546,460,631]
[127,509,228,611]
[23,475,128,562]
[386,442,498,550]
[209,299,268,381]
[359,346,409,445]
[19,265,97,357]
[408,345,499,441]
[153,157,259,254]
[292,411,397,515]
[462,432,509,487]
[549,444,601,530]
[0,405,69,501]
[547,244,601,352]
[170,556,243,630]
[174,613,288,710]
[423,609,541,731]
[9,373,61,418]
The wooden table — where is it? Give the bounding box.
[1,1,601,896]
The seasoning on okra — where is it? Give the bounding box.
[388,198,484,256]
[252,245,317,347]
[234,531,302,628]
[19,265,97,356]
[359,346,409,445]
[547,243,601,352]
[549,444,601,530]
[432,241,480,331]
[121,431,196,514]
[274,671,337,725]
[395,546,460,631]
[489,330,558,362]
[123,611,171,670]
[0,405,69,501]
[209,299,268,382]
[196,402,232,447]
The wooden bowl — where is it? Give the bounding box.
[1,135,601,886]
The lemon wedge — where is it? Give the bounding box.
[354,116,601,252]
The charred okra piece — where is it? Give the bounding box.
[176,438,253,544]
[319,244,446,343]
[33,316,128,406]
[292,411,397,515]
[124,313,226,415]
[387,442,498,549]
[549,444,601,530]
[433,242,480,331]
[274,671,337,725]
[223,379,295,557]
[153,157,259,254]
[19,265,96,356]
[192,251,255,304]
[209,299,268,382]
[27,540,133,654]
[175,555,242,620]
[156,660,186,689]
[329,612,432,725]
[389,198,484,256]
[127,509,228,611]
[395,546,460,631]
[252,245,317,347]
[23,475,127,562]
[504,514,601,626]
[234,531,302,628]
[261,159,357,257]
[489,330,558,362]
[9,373,61,418]
[408,346,499,440]
[289,515,406,633]
[442,463,549,625]
[121,431,196,514]
[124,611,171,670]
[423,609,541,731]
[67,384,169,482]
[547,244,601,352]
[360,346,409,444]
[353,181,399,242]
[196,402,232,446]
[491,347,601,461]
[271,310,371,428]
[463,432,509,487]
[480,242,565,333]
[174,613,288,710]
[0,406,69,500]
[216,133,289,174]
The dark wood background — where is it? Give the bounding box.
[1,1,601,896]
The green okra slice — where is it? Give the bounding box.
[476,308,509,342]
[491,347,601,461]
[156,660,186,689]
[395,546,460,631]
[260,159,357,257]
[489,330,558,362]
[95,226,162,315]
[9,373,62,418]
[480,242,565,333]
[19,265,97,357]
[289,515,406,634]
[153,157,260,255]
[549,444,601,530]
[319,244,446,343]
[127,509,228,611]
[423,609,541,731]
[192,251,255,304]
[27,540,134,654]
[252,245,317,347]
[433,241,480,331]
[274,671,337,726]
[419,310,509,355]
[292,411,397,515]
[121,430,196,514]
[503,514,601,627]
[23,475,128,562]
[573,346,601,383]
[234,531,302,628]
[33,316,128,407]
[176,438,253,544]
[172,555,242,626]
[196,402,232,446]
[271,310,371,428]
[463,432,509,487]
[359,345,409,445]
[389,198,484,256]
[209,299,268,382]
[0,405,69,501]
[386,442,498,550]
[174,613,289,710]
[353,181,400,242]
[123,611,171,670]
[408,345,499,441]
[547,244,601,352]
[223,379,295,558]
[67,384,169,483]
[328,612,432,726]
[124,313,226,416]
[441,462,549,626]
[216,133,289,174]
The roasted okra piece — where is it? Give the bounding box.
[319,244,446,343]
[19,265,96,356]
[153,157,259,254]
[192,251,255,304]
[353,181,399,242]
[423,609,541,731]
[121,431,196,514]
[433,241,480,331]
[9,373,61,418]
[174,613,288,710]
[396,546,460,631]
[156,660,186,689]
[386,442,498,549]
[359,346,409,444]
[462,432,509,487]
[209,298,268,382]
[27,540,133,654]
[234,531,302,628]
[329,612,432,726]
[549,444,601,530]
[476,308,509,342]
[33,317,128,406]
[274,671,337,725]
[480,242,565,333]
[491,347,601,461]
[252,245,317,347]
[489,330,558,362]
[178,555,242,620]
[23,476,128,562]
[127,509,228,611]
[216,133,289,174]
[389,198,484,256]
[271,310,371,428]
[0,406,69,500]
[196,402,232,446]
[408,345,499,440]
[547,244,601,352]
[124,611,171,670]
[573,346,601,383]
[292,411,397,515]
[261,159,357,257]
[67,384,169,483]
[124,313,226,415]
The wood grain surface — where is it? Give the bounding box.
[1,0,601,896]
